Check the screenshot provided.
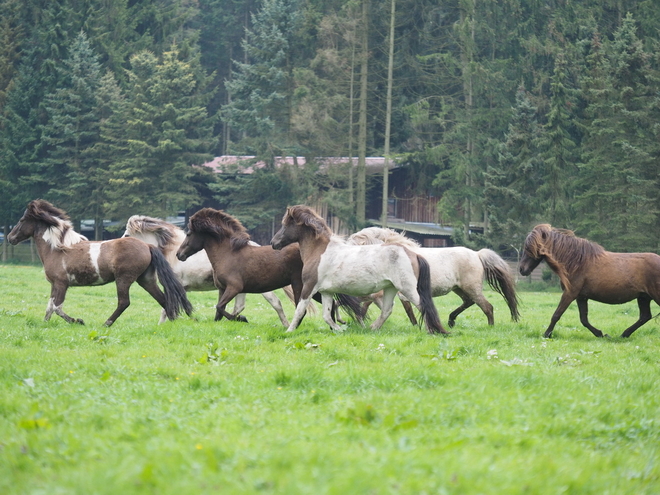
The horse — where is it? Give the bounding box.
[270,205,448,335]
[175,208,363,325]
[7,200,192,326]
[123,215,295,326]
[519,223,660,338]
[348,227,519,327]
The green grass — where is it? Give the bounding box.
[0,264,659,494]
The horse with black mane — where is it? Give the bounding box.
[270,205,448,335]
[519,223,660,338]
[176,207,362,325]
[123,214,294,326]
[7,200,192,326]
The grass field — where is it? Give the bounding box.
[1,263,659,494]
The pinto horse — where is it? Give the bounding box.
[123,215,294,326]
[270,205,448,335]
[7,200,192,326]
[519,223,660,338]
[348,227,519,327]
[176,208,362,325]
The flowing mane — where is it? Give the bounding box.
[523,224,605,288]
[125,215,180,250]
[188,208,251,251]
[284,205,332,239]
[348,227,420,249]
[26,199,87,250]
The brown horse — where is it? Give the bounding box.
[7,200,192,326]
[519,223,660,338]
[176,208,362,324]
[271,205,448,335]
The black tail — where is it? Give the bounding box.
[149,246,193,320]
[334,293,368,324]
[478,249,520,321]
[416,254,449,335]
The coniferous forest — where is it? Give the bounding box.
[1,0,659,252]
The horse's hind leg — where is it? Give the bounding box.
[370,288,397,331]
[620,295,652,338]
[136,272,169,322]
[104,279,135,326]
[46,282,84,325]
[450,288,494,327]
[397,294,418,325]
[261,291,290,327]
[576,298,611,338]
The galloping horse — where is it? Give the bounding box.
[270,205,448,335]
[519,223,660,338]
[7,200,192,326]
[348,227,519,327]
[176,208,362,325]
[123,215,293,326]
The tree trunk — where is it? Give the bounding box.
[356,0,370,226]
[381,0,396,227]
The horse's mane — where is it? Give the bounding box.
[25,199,87,250]
[524,224,605,287]
[284,205,332,238]
[125,215,179,249]
[348,227,420,249]
[188,208,251,250]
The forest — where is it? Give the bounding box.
[0,0,659,252]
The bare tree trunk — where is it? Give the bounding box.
[356,0,370,226]
[381,0,396,227]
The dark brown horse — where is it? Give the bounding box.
[519,223,660,338]
[176,208,362,325]
[7,200,192,326]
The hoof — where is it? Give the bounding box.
[448,320,456,328]
[76,319,85,325]
[235,315,248,323]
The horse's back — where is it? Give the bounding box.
[418,246,483,294]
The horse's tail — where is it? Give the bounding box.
[334,293,368,324]
[149,245,193,320]
[477,249,520,322]
[415,254,449,335]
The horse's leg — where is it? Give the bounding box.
[370,287,397,331]
[286,297,312,332]
[620,295,652,338]
[544,292,577,338]
[46,282,84,324]
[215,287,247,322]
[261,291,290,327]
[231,293,247,318]
[575,298,609,338]
[104,279,134,326]
[448,288,493,327]
[321,293,343,332]
[136,272,171,323]
[399,296,418,325]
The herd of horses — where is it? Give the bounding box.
[7,199,660,339]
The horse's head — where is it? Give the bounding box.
[8,199,79,246]
[519,224,553,276]
[271,205,330,250]
[177,208,250,261]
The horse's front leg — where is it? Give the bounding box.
[215,287,247,322]
[620,295,652,338]
[576,298,609,338]
[544,292,577,338]
[261,291,290,327]
[286,294,313,333]
[321,293,343,332]
[46,282,83,325]
[370,287,397,331]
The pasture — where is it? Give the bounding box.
[1,264,659,494]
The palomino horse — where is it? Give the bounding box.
[176,208,362,324]
[123,215,294,326]
[348,227,519,327]
[7,200,192,326]
[270,205,448,335]
[520,223,660,338]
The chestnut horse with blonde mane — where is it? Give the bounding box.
[7,200,192,326]
[271,205,448,334]
[519,223,660,338]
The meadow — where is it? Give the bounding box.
[0,263,658,494]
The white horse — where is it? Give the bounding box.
[347,227,519,327]
[270,205,448,334]
[123,215,295,325]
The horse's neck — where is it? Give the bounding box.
[298,232,332,263]
[32,226,69,267]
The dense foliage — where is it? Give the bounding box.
[1,0,659,251]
